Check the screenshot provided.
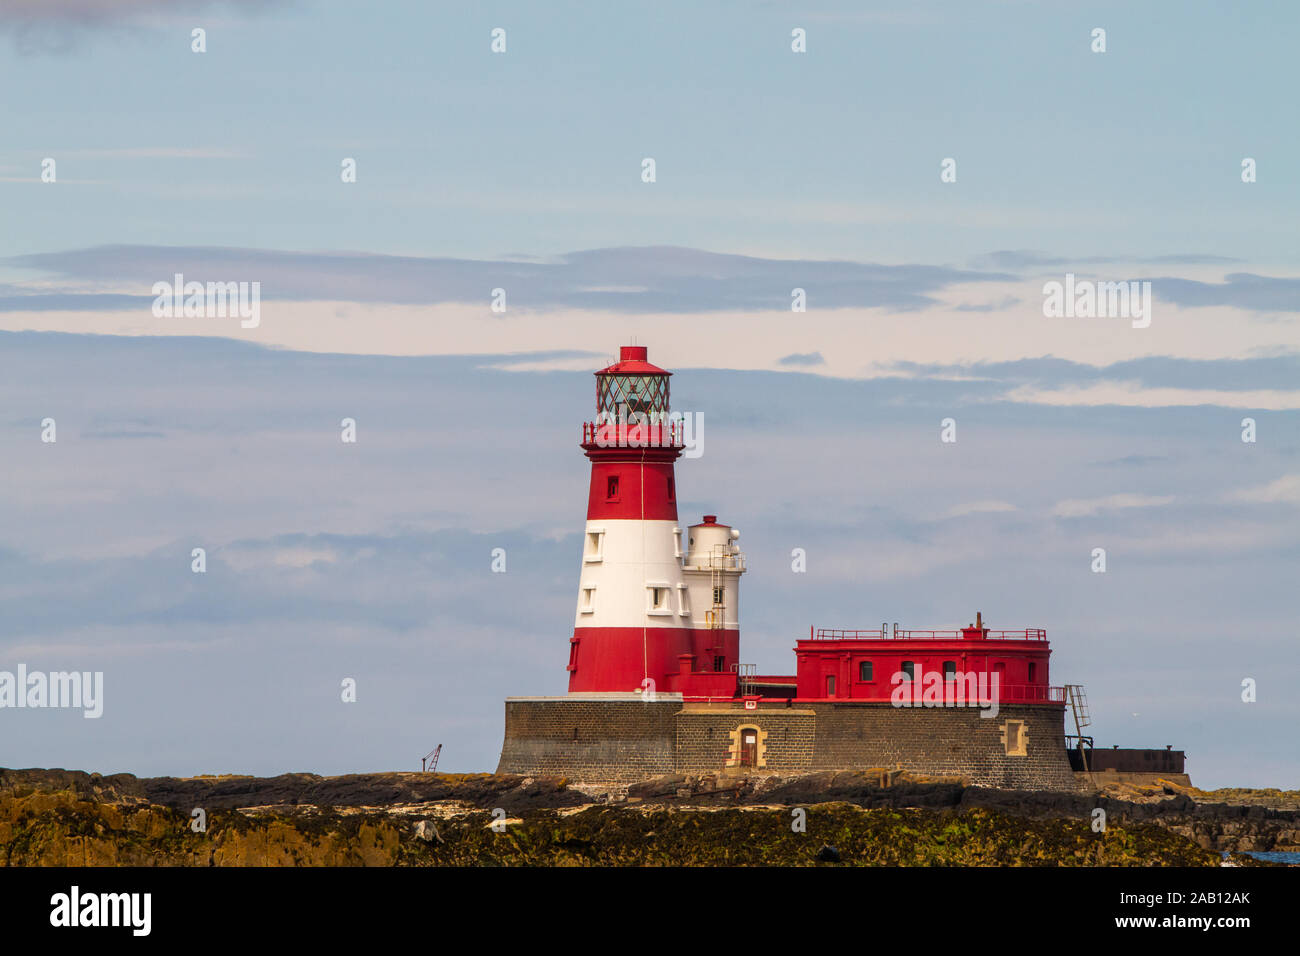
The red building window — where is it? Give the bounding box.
[858,660,873,681]
[901,661,914,680]
[826,675,836,697]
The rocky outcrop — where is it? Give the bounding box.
[1,767,1295,862]
[0,768,584,812]
[0,789,1238,867]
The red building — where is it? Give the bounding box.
[792,615,1059,704]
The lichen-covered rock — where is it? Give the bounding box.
[0,790,1253,867]
[1,768,1294,864]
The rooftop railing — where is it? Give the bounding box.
[683,551,746,571]
[810,626,1047,641]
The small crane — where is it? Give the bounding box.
[422,744,442,773]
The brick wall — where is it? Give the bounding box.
[808,702,1077,790]
[675,709,816,773]
[496,697,1078,790]
[496,698,678,783]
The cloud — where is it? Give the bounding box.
[1093,454,1171,468]
[1232,474,1300,505]
[0,0,282,53]
[1149,274,1300,313]
[5,244,1012,314]
[970,250,1242,271]
[880,355,1300,396]
[0,0,281,23]
[941,500,1018,518]
[0,293,153,313]
[1004,382,1300,411]
[953,296,1022,313]
[59,147,249,159]
[777,351,825,367]
[1051,493,1175,518]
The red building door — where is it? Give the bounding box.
[740,730,757,767]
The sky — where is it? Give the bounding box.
[0,0,1297,790]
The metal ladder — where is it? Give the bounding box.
[708,544,726,629]
[733,662,756,697]
[1064,685,1093,774]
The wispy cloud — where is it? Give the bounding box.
[6,244,1012,313]
[1051,493,1175,518]
[970,250,1242,271]
[0,0,283,53]
[1232,473,1300,505]
[777,351,826,367]
[941,500,1018,519]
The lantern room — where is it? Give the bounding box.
[595,346,671,422]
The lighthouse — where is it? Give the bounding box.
[568,346,745,695]
[498,343,1087,791]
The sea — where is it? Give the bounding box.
[1225,850,1300,865]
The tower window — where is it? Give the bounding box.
[1028,662,1037,682]
[901,661,914,680]
[712,586,725,605]
[649,587,669,612]
[667,475,675,501]
[580,588,595,613]
[713,655,725,672]
[858,661,873,681]
[943,661,956,680]
[606,475,619,499]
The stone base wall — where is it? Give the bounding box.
[498,696,1078,790]
[676,708,817,774]
[807,702,1077,790]
[496,697,678,783]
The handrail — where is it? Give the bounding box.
[811,627,1046,641]
[582,420,684,447]
[684,552,746,571]
[998,684,1066,703]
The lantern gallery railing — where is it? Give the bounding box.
[810,627,1048,641]
[581,421,685,447]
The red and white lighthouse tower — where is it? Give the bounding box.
[568,346,745,695]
